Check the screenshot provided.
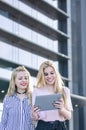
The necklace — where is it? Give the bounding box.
[16,91,26,94]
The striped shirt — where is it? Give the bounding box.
[0,94,34,130]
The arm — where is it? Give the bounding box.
[0,97,9,129]
[32,88,40,120]
[59,106,72,120]
[54,87,73,120]
[31,106,40,121]
[32,88,46,121]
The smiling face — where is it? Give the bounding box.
[15,71,29,92]
[44,66,56,86]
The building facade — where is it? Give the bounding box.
[71,0,86,130]
[0,0,86,130]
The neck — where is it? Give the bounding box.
[16,91,26,95]
[44,86,54,92]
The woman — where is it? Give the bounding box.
[0,66,34,130]
[32,61,73,130]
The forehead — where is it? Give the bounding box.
[16,71,28,77]
[44,66,54,72]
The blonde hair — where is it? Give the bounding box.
[37,60,67,106]
[6,66,32,100]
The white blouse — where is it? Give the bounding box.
[32,86,73,122]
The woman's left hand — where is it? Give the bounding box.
[53,98,64,110]
[31,106,40,120]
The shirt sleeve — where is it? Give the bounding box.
[64,87,73,111]
[0,97,9,129]
[32,88,46,120]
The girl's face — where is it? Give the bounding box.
[44,66,56,86]
[15,71,29,92]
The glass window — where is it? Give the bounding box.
[0,9,8,17]
[0,15,13,33]
[0,68,12,80]
[31,8,37,19]
[3,0,13,4]
[31,31,38,43]
[37,33,48,48]
[0,42,13,60]
[43,0,58,9]
[19,24,32,41]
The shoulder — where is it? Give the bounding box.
[32,87,39,95]
[32,87,44,96]
[3,95,15,104]
[4,95,11,101]
[33,87,43,92]
[63,86,71,94]
[3,96,13,108]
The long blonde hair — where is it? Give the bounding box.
[6,66,32,100]
[37,60,67,106]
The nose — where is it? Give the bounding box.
[47,74,52,78]
[22,77,27,81]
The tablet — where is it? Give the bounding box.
[34,93,62,111]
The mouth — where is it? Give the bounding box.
[47,79,54,82]
[20,83,27,86]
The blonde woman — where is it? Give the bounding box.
[32,61,73,130]
[0,66,34,130]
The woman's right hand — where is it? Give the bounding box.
[31,106,40,120]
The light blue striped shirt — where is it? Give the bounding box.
[0,94,34,130]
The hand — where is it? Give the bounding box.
[53,98,64,110]
[31,106,40,120]
[54,99,72,120]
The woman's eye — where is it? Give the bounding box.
[44,73,48,76]
[44,72,54,76]
[25,77,28,80]
[50,72,54,75]
[18,78,22,80]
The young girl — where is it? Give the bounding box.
[0,66,34,130]
[32,61,73,130]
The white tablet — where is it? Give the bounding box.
[34,93,62,111]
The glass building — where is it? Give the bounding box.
[71,0,86,130]
[0,0,86,130]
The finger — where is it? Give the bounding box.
[34,107,40,112]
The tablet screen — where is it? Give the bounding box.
[34,93,62,111]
